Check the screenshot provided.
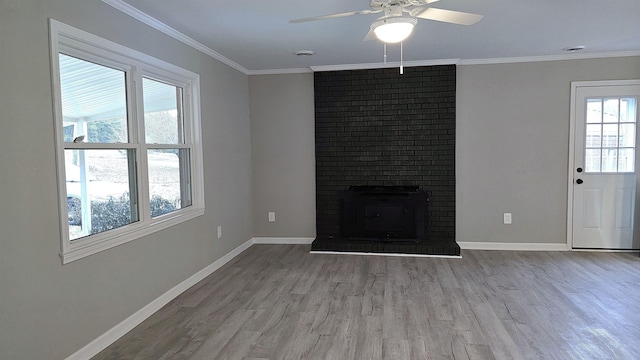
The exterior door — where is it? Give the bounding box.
[571,81,640,249]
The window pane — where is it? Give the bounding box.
[618,148,635,173]
[603,98,619,123]
[620,98,637,123]
[585,124,602,148]
[602,149,618,172]
[586,99,602,123]
[59,54,128,143]
[148,149,192,218]
[143,78,184,144]
[619,123,636,147]
[65,149,138,240]
[585,149,601,172]
[602,124,619,147]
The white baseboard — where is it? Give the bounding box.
[457,241,569,251]
[252,237,315,244]
[66,238,253,360]
[571,248,639,253]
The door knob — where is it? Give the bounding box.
[576,179,583,184]
[577,167,583,173]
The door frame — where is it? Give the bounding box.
[567,79,640,250]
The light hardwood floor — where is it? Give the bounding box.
[93,245,640,360]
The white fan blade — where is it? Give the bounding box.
[416,8,483,25]
[363,29,377,41]
[290,10,376,23]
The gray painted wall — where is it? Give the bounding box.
[249,57,640,244]
[249,74,316,238]
[456,57,640,244]
[0,1,252,359]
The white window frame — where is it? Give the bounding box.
[50,19,205,264]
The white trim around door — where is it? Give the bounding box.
[567,79,640,250]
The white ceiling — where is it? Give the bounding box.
[115,0,640,73]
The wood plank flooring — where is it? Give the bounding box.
[93,245,640,360]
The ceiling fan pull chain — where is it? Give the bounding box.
[384,43,387,64]
[400,41,404,75]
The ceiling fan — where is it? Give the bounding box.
[290,0,483,43]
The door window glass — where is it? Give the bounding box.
[584,97,636,173]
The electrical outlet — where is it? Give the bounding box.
[503,213,512,225]
[268,212,276,222]
[217,225,222,239]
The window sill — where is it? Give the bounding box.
[61,206,204,264]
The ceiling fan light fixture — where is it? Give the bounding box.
[372,17,417,43]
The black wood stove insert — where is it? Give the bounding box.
[311,186,460,256]
[339,186,428,241]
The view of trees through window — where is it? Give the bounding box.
[65,111,185,240]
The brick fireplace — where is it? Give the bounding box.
[311,65,459,255]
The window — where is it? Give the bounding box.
[584,97,637,173]
[50,20,204,263]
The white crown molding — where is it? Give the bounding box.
[65,238,253,360]
[101,0,250,75]
[459,50,640,66]
[244,50,640,73]
[246,68,314,75]
[457,242,569,251]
